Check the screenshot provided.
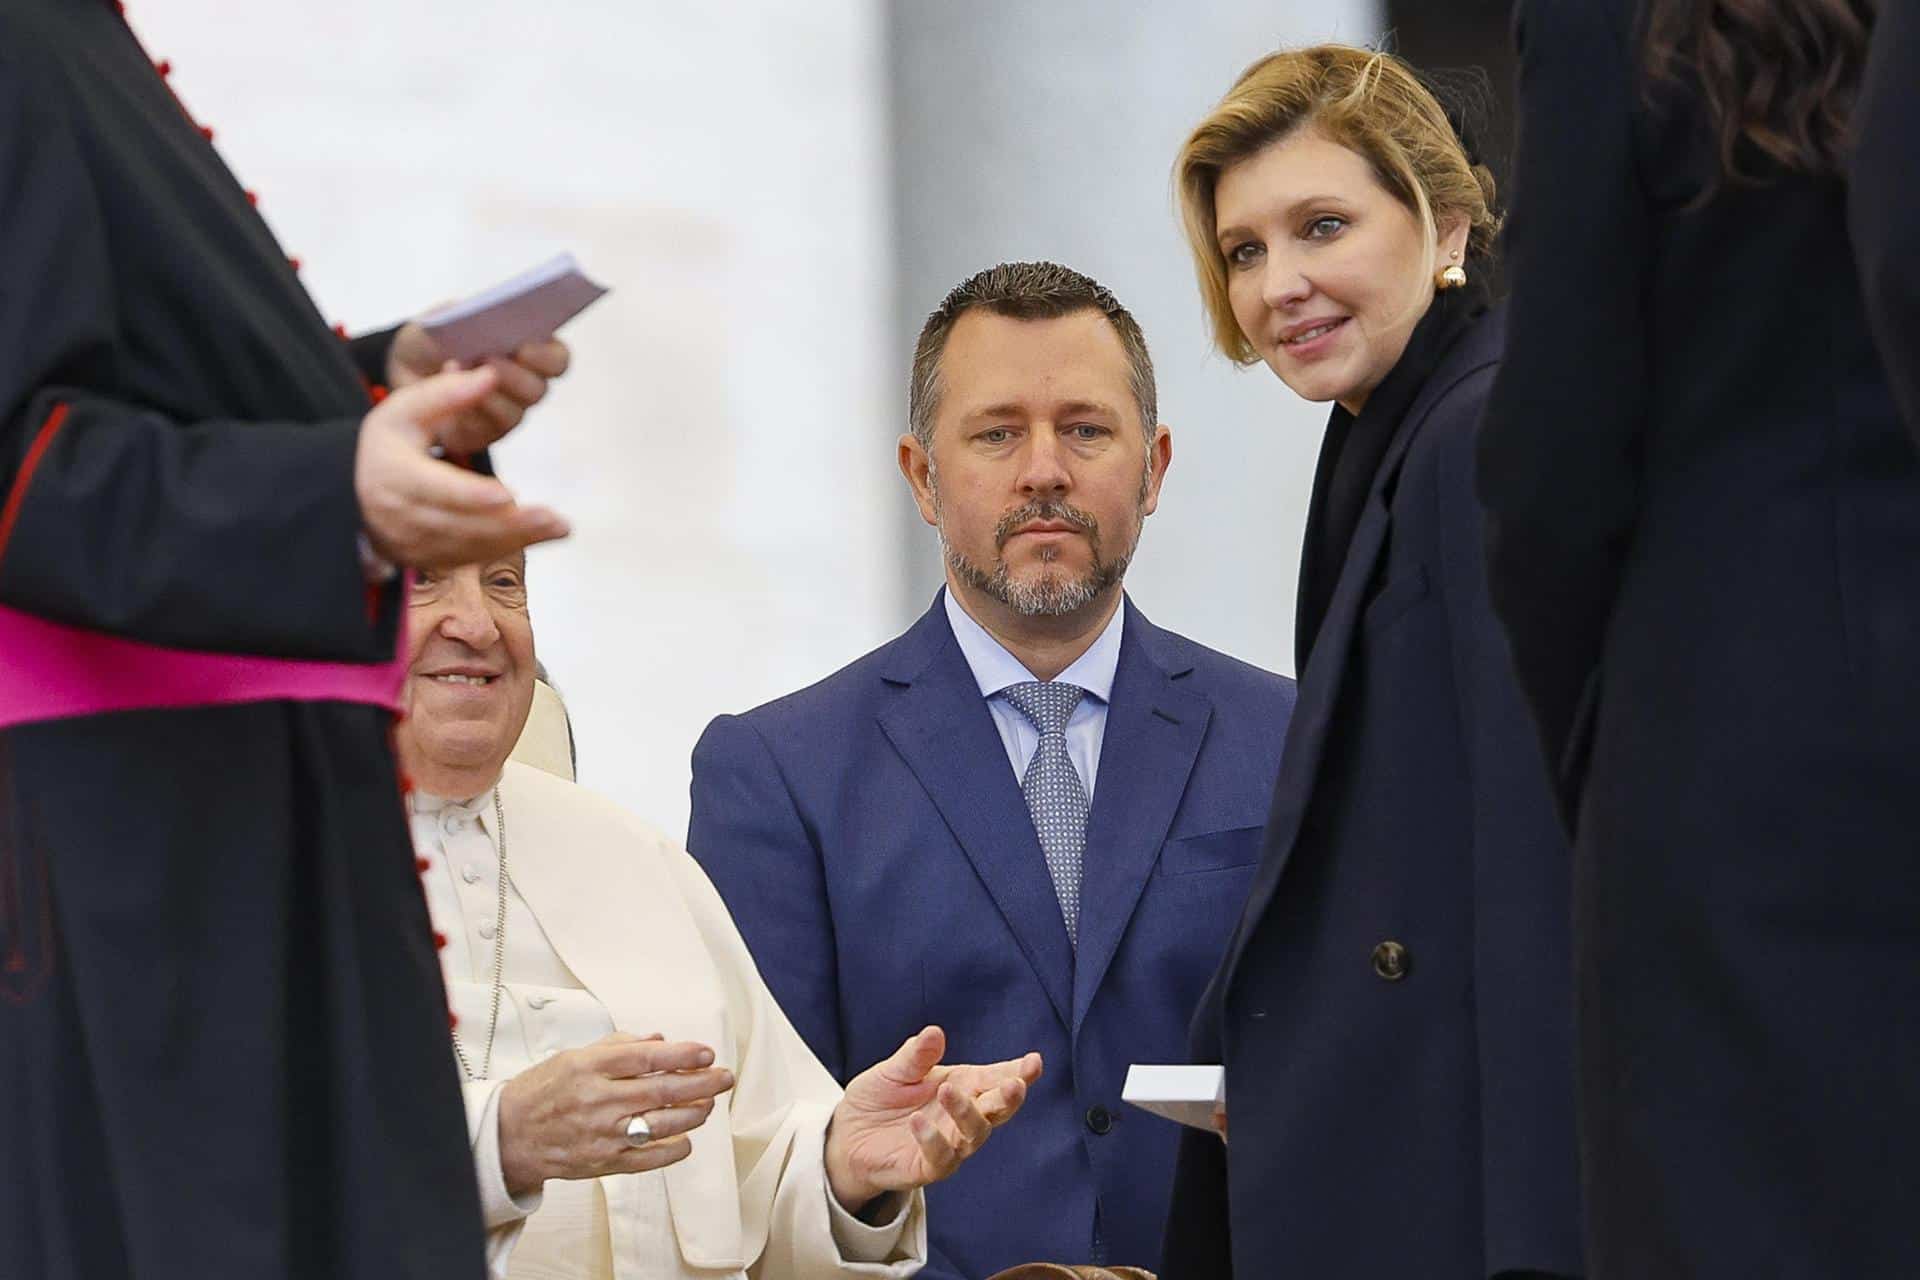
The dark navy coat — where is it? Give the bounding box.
[1165,306,1584,1279]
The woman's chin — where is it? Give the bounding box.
[1266,361,1353,407]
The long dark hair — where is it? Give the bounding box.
[1643,0,1874,182]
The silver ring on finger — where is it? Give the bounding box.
[622,1113,654,1148]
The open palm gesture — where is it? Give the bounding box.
[823,1026,1043,1211]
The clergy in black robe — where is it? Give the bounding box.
[0,3,564,1276]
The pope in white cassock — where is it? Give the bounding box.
[392,550,1044,1279]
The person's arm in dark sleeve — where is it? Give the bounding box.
[348,327,402,391]
[1475,0,1652,824]
[1851,0,1920,449]
[1435,369,1585,1278]
[0,40,391,660]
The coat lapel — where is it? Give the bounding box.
[875,598,1075,1033]
[1071,604,1210,1032]
[1219,391,1436,989]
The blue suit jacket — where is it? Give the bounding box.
[687,594,1295,1278]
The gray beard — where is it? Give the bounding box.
[935,493,1134,618]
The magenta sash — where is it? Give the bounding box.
[0,601,407,731]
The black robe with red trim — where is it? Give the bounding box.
[0,4,485,1276]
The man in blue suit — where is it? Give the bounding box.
[687,262,1295,1279]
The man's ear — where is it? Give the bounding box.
[898,434,940,528]
[1140,424,1174,518]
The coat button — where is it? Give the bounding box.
[1085,1105,1113,1136]
[477,920,497,941]
[461,864,482,884]
[1371,940,1411,982]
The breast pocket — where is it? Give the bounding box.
[1362,562,1431,636]
[1157,824,1266,876]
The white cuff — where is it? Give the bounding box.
[471,1080,544,1231]
[824,1177,914,1264]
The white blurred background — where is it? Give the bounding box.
[126,0,1380,835]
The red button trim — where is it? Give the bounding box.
[415,856,431,874]
[245,189,260,206]
[433,931,449,950]
[198,125,215,142]
[368,384,389,405]
[154,59,172,77]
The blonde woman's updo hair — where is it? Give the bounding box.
[1175,44,1502,365]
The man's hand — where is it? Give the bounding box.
[354,366,570,568]
[823,1026,1042,1212]
[387,322,570,442]
[495,1032,735,1199]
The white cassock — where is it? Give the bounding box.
[410,760,930,1279]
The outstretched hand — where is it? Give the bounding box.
[824,1026,1042,1212]
[354,365,571,568]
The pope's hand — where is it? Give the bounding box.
[386,321,570,446]
[354,366,570,568]
[495,1033,734,1198]
[823,1026,1042,1212]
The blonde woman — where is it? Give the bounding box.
[1159,47,1582,1279]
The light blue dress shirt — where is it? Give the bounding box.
[943,589,1124,799]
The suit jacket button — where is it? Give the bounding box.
[1371,940,1411,981]
[1086,1105,1113,1135]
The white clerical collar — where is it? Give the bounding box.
[409,781,500,834]
[942,587,1124,703]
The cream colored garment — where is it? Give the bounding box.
[508,679,576,782]
[411,763,928,1280]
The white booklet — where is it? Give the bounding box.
[418,252,610,365]
[1122,1063,1225,1130]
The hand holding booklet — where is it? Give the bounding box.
[418,252,610,366]
[1122,1063,1225,1131]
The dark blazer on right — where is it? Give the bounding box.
[1162,305,1583,1280]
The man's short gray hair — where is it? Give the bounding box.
[908,261,1158,450]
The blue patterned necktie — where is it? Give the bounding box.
[1002,680,1089,948]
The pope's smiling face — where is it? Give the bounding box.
[395,552,537,795]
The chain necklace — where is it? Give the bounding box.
[451,787,509,1082]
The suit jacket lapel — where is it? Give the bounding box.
[1219,393,1436,988]
[1072,604,1210,1032]
[876,599,1075,1033]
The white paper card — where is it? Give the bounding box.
[418,252,610,365]
[1122,1063,1225,1130]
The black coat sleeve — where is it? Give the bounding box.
[348,326,401,390]
[1433,368,1585,1277]
[0,40,390,661]
[1852,0,1920,449]
[1475,0,1652,822]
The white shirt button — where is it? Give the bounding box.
[477,920,497,941]
[461,864,483,884]
[441,810,472,836]
[527,994,553,1010]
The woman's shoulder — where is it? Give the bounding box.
[1418,304,1507,420]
